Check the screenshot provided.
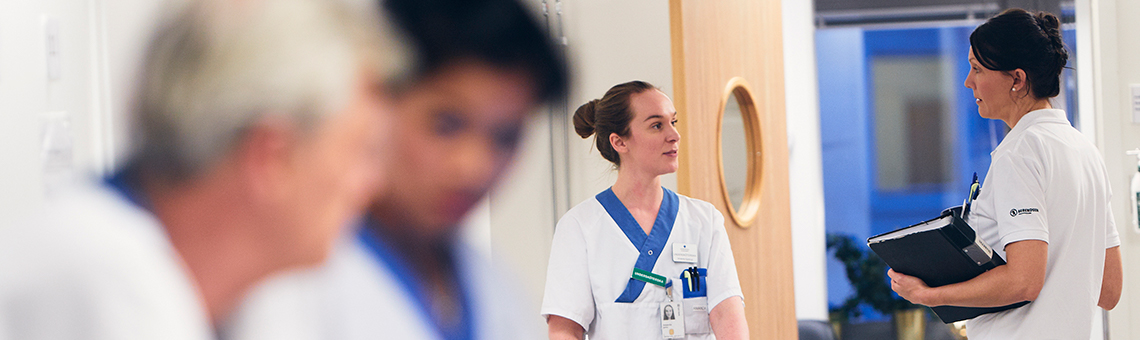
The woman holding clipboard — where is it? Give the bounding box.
[888,8,1123,339]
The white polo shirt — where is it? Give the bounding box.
[965,109,1120,339]
[541,187,743,339]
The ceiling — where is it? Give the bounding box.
[814,0,1066,27]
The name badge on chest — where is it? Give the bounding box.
[661,300,685,339]
[672,243,697,264]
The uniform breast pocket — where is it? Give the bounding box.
[678,268,710,334]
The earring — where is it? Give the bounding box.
[1012,87,1017,91]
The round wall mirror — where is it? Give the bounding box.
[717,77,763,228]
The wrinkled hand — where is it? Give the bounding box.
[888,269,935,306]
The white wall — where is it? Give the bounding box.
[783,0,830,322]
[1,0,97,219]
[1085,0,1140,338]
[560,0,678,200]
[0,0,171,224]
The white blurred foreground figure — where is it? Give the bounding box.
[0,0,402,338]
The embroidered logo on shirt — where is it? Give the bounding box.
[1009,208,1040,217]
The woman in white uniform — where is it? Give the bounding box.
[542,81,749,340]
[888,9,1123,340]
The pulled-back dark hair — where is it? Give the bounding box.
[969,8,1068,99]
[573,80,658,167]
[383,0,568,102]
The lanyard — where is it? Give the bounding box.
[631,268,668,288]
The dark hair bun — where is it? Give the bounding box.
[573,99,599,138]
[1034,12,1065,52]
[1033,11,1061,31]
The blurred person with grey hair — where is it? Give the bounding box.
[0,0,403,338]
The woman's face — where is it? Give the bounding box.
[372,61,538,241]
[964,48,1018,122]
[614,89,680,176]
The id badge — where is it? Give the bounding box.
[672,243,697,263]
[661,301,685,339]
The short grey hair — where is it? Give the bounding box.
[130,0,406,181]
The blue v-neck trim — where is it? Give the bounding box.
[357,219,474,340]
[595,187,679,303]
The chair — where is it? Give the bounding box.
[798,319,838,340]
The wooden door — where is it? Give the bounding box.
[669,0,797,339]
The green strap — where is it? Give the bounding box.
[631,268,668,287]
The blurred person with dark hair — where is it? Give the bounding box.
[888,8,1122,339]
[224,0,568,339]
[0,0,402,338]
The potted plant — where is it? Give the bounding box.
[827,233,926,340]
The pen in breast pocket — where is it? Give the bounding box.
[683,269,692,291]
[691,267,700,291]
[962,172,980,219]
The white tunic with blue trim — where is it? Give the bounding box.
[224,226,542,340]
[541,187,743,339]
